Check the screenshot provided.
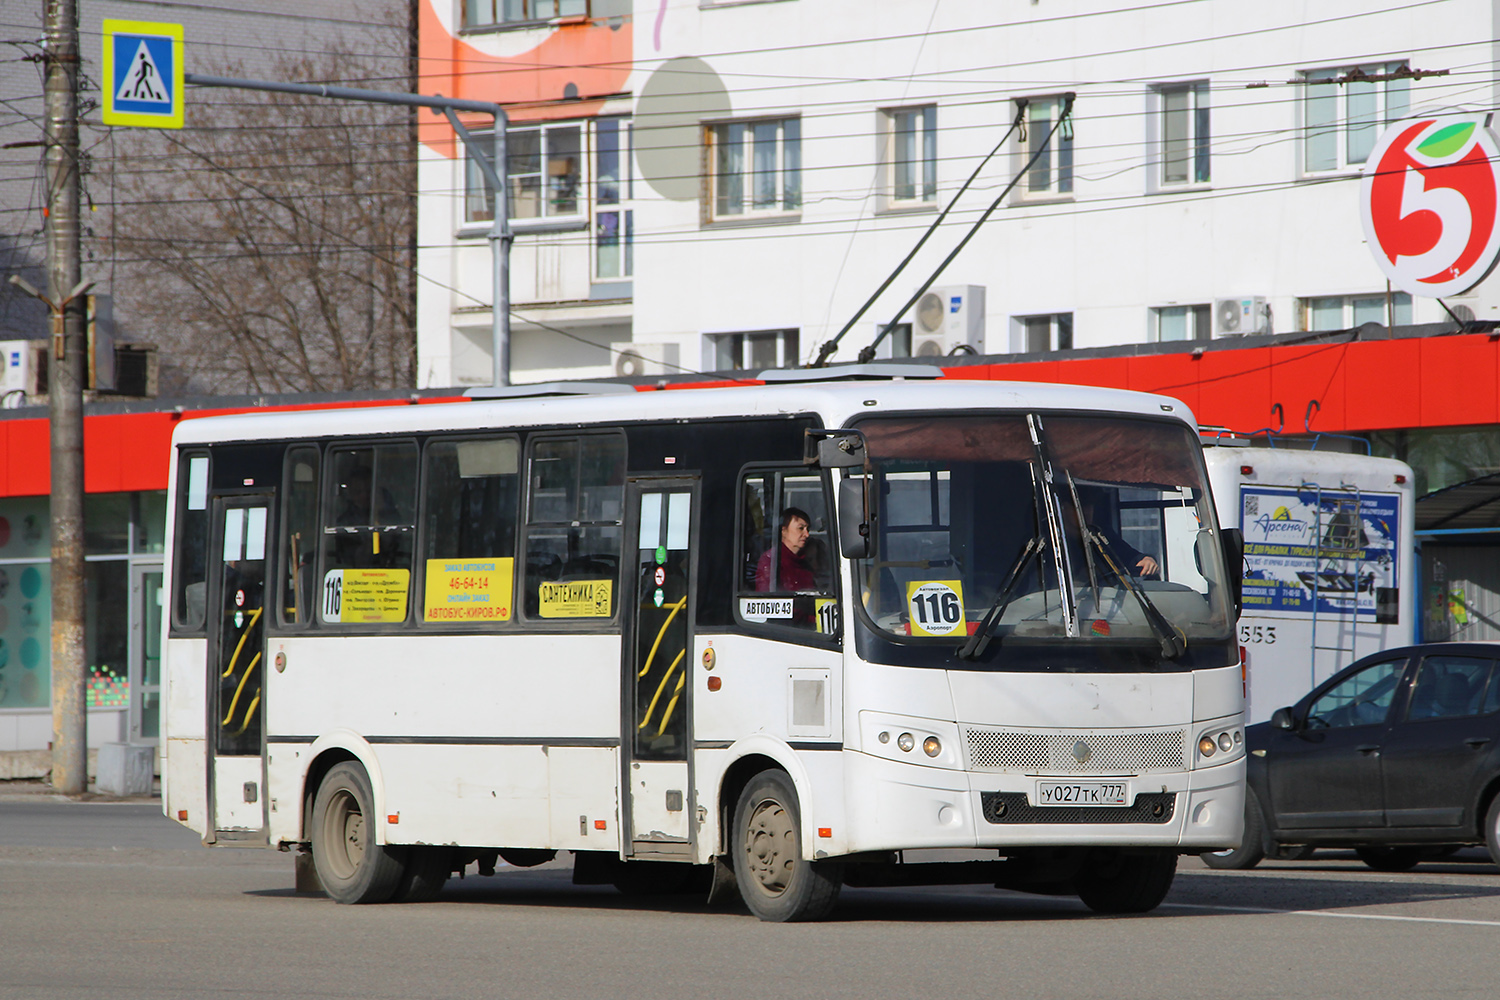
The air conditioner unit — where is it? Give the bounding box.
[1214,296,1267,337]
[911,284,986,357]
[612,342,679,378]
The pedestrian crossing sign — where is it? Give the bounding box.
[101,20,184,129]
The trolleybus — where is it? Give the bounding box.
[161,371,1245,920]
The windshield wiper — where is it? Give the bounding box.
[957,535,1044,661]
[1084,528,1186,659]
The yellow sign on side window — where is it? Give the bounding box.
[538,579,613,618]
[906,579,966,637]
[322,569,409,623]
[424,558,514,622]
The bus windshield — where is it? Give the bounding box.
[853,412,1233,648]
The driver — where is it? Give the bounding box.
[754,507,817,592]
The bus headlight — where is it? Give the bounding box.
[897,733,915,752]
[1196,724,1244,765]
[923,736,941,757]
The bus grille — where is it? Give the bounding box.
[964,729,1186,773]
[981,791,1177,825]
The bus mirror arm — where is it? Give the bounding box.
[805,429,868,469]
[838,476,873,559]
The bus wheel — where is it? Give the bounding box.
[732,770,842,922]
[311,762,407,904]
[1199,788,1267,870]
[1076,848,1177,914]
[393,847,451,903]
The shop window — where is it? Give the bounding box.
[0,559,50,708]
[319,443,418,625]
[85,494,131,554]
[172,452,211,631]
[133,491,168,553]
[422,436,521,623]
[85,561,129,709]
[279,446,320,626]
[523,434,625,619]
[737,468,837,635]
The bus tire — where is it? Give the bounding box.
[311,762,407,904]
[393,847,451,903]
[1199,788,1267,870]
[1076,848,1177,914]
[732,770,841,922]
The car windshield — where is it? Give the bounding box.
[850,412,1234,647]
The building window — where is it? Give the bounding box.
[464,0,586,28]
[595,117,633,280]
[466,122,584,224]
[1156,82,1209,186]
[1153,304,1212,342]
[1300,292,1413,331]
[1016,96,1073,198]
[1303,62,1410,173]
[883,106,936,206]
[709,118,801,219]
[1013,313,1073,352]
[707,329,800,371]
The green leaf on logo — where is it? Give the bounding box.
[1417,122,1476,159]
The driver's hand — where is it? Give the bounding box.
[1136,555,1159,576]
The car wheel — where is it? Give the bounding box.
[1077,848,1178,914]
[1485,796,1500,868]
[1354,845,1423,872]
[732,770,842,922]
[311,761,407,904]
[1200,788,1266,870]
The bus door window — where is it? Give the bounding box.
[736,468,837,634]
[279,446,319,626]
[216,503,268,755]
[319,443,418,625]
[632,489,692,759]
[421,436,521,624]
[524,434,626,620]
[172,452,211,632]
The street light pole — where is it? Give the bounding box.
[41,0,88,794]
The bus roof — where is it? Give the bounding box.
[168,379,1199,448]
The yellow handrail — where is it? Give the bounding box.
[637,597,687,679]
[228,692,261,737]
[636,648,686,732]
[220,607,263,679]
[220,651,261,727]
[654,672,687,739]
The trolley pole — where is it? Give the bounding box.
[43,0,89,794]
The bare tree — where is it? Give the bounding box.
[106,34,415,394]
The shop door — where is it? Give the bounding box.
[621,479,698,858]
[207,496,272,841]
[128,563,164,744]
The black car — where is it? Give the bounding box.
[1203,642,1500,871]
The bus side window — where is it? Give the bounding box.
[421,436,520,624]
[523,434,625,620]
[319,442,418,625]
[171,451,210,632]
[280,446,319,626]
[736,467,837,634]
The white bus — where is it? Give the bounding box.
[1201,440,1415,724]
[161,372,1246,921]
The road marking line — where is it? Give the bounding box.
[1167,902,1500,928]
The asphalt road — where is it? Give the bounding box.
[3,796,1500,1000]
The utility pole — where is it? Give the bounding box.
[43,0,88,794]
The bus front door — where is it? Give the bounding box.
[622,479,698,859]
[206,496,272,843]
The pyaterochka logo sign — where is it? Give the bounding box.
[1361,116,1500,297]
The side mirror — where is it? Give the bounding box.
[838,476,873,559]
[1271,706,1295,730]
[805,430,867,469]
[1220,527,1244,619]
